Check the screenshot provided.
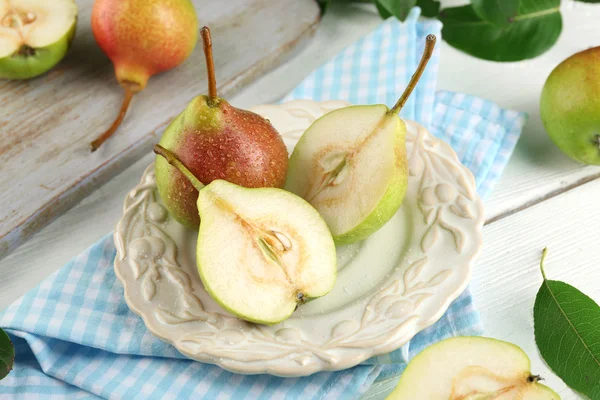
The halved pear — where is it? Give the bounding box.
[196,180,337,324]
[285,35,437,245]
[0,0,77,79]
[286,104,407,244]
[386,337,561,400]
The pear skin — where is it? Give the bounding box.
[541,47,600,165]
[156,95,288,228]
[91,0,197,90]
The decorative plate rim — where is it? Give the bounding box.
[113,99,484,377]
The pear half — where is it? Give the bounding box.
[387,337,560,400]
[285,35,437,245]
[286,105,407,244]
[0,0,77,79]
[196,179,337,325]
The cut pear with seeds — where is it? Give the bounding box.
[153,145,337,325]
[197,180,337,324]
[386,337,560,400]
[286,35,437,245]
[286,104,407,244]
[0,0,77,79]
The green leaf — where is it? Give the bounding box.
[375,0,416,21]
[416,0,440,18]
[440,0,562,62]
[470,0,520,26]
[316,0,331,14]
[534,249,600,398]
[375,0,393,19]
[0,328,14,380]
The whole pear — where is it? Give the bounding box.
[90,0,198,151]
[155,27,288,228]
[541,47,600,165]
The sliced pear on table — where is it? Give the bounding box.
[285,35,437,245]
[386,336,560,400]
[154,145,336,325]
[0,0,77,79]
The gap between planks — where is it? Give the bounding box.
[485,173,600,226]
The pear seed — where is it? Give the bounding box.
[25,12,36,23]
[271,230,292,251]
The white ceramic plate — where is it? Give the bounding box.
[114,100,484,377]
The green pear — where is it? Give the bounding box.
[0,0,77,80]
[387,337,560,399]
[286,35,437,245]
[541,47,600,165]
[155,27,288,229]
[154,145,336,325]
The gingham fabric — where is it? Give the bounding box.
[0,8,527,399]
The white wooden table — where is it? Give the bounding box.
[1,2,599,399]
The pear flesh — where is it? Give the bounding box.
[0,0,77,79]
[196,180,337,325]
[387,337,560,400]
[285,105,408,245]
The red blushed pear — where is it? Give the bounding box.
[89,0,198,151]
[155,27,288,228]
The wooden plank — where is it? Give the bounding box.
[0,0,320,259]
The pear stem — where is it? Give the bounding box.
[200,26,218,105]
[540,247,548,280]
[390,34,437,115]
[153,145,205,192]
[90,84,135,152]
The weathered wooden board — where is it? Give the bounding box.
[0,0,320,259]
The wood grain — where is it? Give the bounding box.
[0,0,320,259]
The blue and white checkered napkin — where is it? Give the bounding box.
[0,8,526,399]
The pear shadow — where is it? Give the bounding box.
[511,98,581,171]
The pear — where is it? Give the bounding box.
[541,47,600,165]
[0,0,77,79]
[387,337,560,399]
[154,145,336,325]
[286,35,436,245]
[90,0,199,151]
[155,27,288,229]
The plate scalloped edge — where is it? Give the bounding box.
[113,99,484,377]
